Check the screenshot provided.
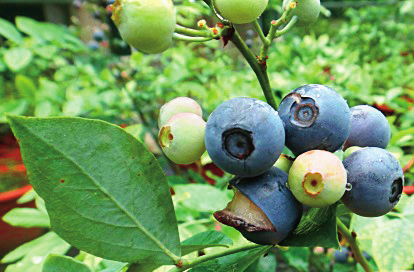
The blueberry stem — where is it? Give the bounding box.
[175,24,215,38]
[252,20,268,45]
[229,30,278,110]
[258,1,296,63]
[168,244,272,271]
[336,218,372,272]
[173,33,215,42]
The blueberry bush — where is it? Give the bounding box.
[1,0,414,271]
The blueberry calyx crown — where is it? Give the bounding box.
[222,128,255,160]
[302,172,324,197]
[389,177,403,203]
[287,93,319,128]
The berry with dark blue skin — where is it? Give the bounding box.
[344,105,391,150]
[334,246,349,263]
[342,147,404,217]
[278,84,351,156]
[205,98,285,177]
[214,167,303,245]
[93,30,105,42]
[87,41,100,51]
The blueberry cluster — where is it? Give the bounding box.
[158,84,404,245]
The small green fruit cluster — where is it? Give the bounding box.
[158,97,206,165]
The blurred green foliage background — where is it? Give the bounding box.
[0,1,414,271]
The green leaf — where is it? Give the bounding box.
[15,74,37,98]
[349,214,390,255]
[17,188,36,204]
[3,207,50,228]
[372,219,414,271]
[42,254,92,272]
[189,245,272,272]
[1,232,70,271]
[124,124,146,142]
[6,116,180,264]
[280,247,310,272]
[280,204,340,249]
[0,99,29,123]
[402,194,414,223]
[15,16,43,42]
[173,184,231,213]
[0,18,23,44]
[181,231,233,256]
[244,253,277,272]
[34,101,56,118]
[4,48,33,72]
[390,128,414,145]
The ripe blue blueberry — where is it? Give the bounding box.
[93,30,105,42]
[205,98,285,177]
[342,147,404,217]
[278,84,351,156]
[343,105,391,150]
[214,167,303,245]
[87,41,100,51]
[334,246,349,263]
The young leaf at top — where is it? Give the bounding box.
[6,116,180,264]
[280,204,340,249]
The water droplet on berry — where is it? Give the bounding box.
[345,183,352,191]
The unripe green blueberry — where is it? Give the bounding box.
[283,0,320,27]
[215,0,269,24]
[288,150,347,207]
[111,0,176,54]
[158,113,206,164]
[158,97,202,128]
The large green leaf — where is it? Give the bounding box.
[372,219,414,271]
[0,18,23,44]
[3,207,50,228]
[280,204,340,249]
[4,48,33,71]
[189,245,272,272]
[1,232,70,272]
[181,231,233,256]
[349,214,390,255]
[7,116,180,264]
[42,254,92,272]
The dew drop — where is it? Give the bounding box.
[379,159,382,162]
[316,94,320,98]
[345,183,352,191]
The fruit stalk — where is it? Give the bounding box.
[168,244,272,272]
[229,30,278,110]
[175,24,213,38]
[258,1,296,62]
[336,218,372,272]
